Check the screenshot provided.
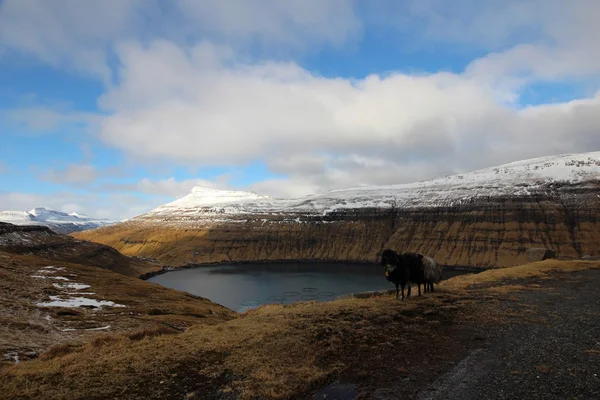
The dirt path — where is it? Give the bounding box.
[418,270,600,400]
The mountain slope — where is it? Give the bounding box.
[74,152,600,267]
[0,207,115,234]
[0,222,233,366]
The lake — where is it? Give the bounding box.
[148,263,476,312]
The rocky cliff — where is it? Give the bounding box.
[74,152,600,268]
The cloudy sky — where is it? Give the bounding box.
[1,0,599,220]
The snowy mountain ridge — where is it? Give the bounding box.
[0,207,115,234]
[143,151,600,220]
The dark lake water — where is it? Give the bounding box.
[148,263,476,313]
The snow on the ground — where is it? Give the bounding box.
[42,266,65,271]
[141,151,600,220]
[37,296,125,309]
[3,352,19,363]
[30,275,70,281]
[53,283,91,290]
[30,266,72,281]
[62,325,111,332]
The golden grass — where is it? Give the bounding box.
[0,250,234,367]
[1,259,598,399]
[441,259,600,291]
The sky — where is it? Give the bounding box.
[1,0,600,220]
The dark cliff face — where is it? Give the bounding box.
[74,181,600,268]
[385,181,600,266]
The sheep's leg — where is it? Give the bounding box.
[395,283,400,300]
[430,283,435,293]
[418,284,422,296]
[407,285,411,298]
[401,283,406,300]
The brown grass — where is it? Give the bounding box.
[440,259,600,292]
[0,250,234,366]
[1,259,598,399]
[126,325,179,341]
[39,343,81,361]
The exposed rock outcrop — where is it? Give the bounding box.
[526,248,557,262]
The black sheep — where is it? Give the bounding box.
[381,249,425,300]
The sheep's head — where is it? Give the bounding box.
[381,249,399,276]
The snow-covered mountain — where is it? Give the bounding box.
[143,151,600,221]
[0,207,115,234]
[77,151,600,268]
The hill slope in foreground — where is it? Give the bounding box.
[1,259,598,399]
[75,152,600,267]
[0,222,233,365]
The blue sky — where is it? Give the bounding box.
[1,0,599,219]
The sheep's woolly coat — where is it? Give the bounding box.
[421,254,442,284]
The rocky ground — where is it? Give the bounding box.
[416,270,600,400]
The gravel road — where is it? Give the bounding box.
[418,270,600,400]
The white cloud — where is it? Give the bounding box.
[41,164,99,185]
[0,0,360,79]
[95,39,600,199]
[175,0,361,49]
[0,0,143,80]
[101,177,228,197]
[3,107,99,134]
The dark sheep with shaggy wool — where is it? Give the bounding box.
[380,249,442,300]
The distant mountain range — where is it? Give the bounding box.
[76,151,600,268]
[0,207,115,234]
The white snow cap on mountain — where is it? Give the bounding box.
[143,151,600,219]
[0,207,115,234]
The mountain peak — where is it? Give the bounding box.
[141,151,600,219]
[0,207,115,234]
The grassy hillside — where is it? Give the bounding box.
[2,259,597,399]
[0,250,234,368]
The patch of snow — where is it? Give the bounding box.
[62,325,111,332]
[3,352,19,363]
[37,296,125,309]
[31,275,70,281]
[42,266,65,271]
[53,283,91,290]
